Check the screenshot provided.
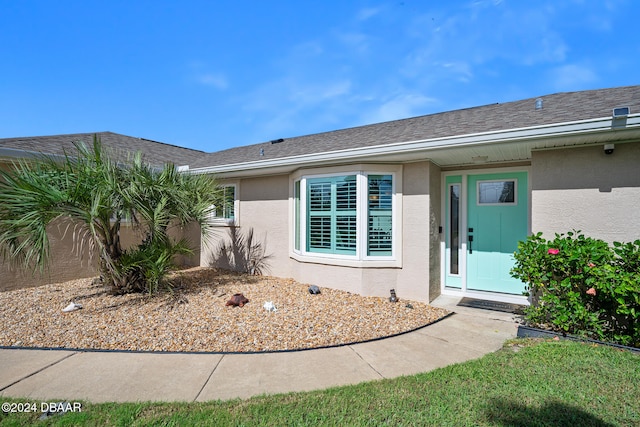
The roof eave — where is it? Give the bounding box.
[189,115,640,177]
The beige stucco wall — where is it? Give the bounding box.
[0,219,99,292]
[1,219,201,292]
[203,175,291,277]
[394,161,435,301]
[531,141,640,243]
[207,162,438,302]
[428,162,442,301]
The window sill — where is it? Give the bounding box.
[290,252,401,268]
[208,219,236,227]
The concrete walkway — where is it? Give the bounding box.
[0,296,519,403]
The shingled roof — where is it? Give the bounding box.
[189,85,640,169]
[0,131,205,167]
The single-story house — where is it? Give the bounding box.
[189,84,640,305]
[2,85,639,304]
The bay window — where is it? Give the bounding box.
[293,168,399,263]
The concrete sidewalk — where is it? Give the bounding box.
[0,296,519,403]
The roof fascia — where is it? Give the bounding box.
[191,114,640,176]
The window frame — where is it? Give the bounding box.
[290,165,402,268]
[209,183,239,226]
[306,174,358,255]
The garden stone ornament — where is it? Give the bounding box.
[226,293,249,307]
[389,289,398,303]
[263,301,277,312]
[62,302,83,312]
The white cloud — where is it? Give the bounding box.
[289,79,352,104]
[440,61,474,82]
[225,1,615,144]
[196,73,228,90]
[549,64,598,90]
[187,61,229,90]
[335,31,371,54]
[356,7,382,22]
[362,93,437,124]
[238,74,354,141]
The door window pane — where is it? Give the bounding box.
[478,180,515,204]
[450,184,460,274]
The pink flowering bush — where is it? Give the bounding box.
[511,231,640,347]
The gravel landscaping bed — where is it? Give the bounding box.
[0,268,450,353]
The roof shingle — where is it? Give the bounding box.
[0,131,205,167]
[189,85,640,168]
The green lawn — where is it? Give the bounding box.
[1,339,638,426]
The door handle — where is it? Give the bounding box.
[468,235,473,254]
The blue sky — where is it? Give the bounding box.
[1,0,638,152]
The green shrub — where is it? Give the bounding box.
[511,231,640,347]
[113,237,192,294]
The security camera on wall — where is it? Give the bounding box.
[604,144,615,155]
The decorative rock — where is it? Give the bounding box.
[62,302,83,312]
[226,293,249,307]
[308,285,321,295]
[263,301,277,312]
[0,268,450,353]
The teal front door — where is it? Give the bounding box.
[445,171,528,295]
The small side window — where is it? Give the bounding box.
[210,184,237,224]
[221,186,235,219]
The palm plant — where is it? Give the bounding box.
[0,135,220,294]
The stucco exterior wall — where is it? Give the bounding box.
[1,220,98,292]
[203,175,291,277]
[212,162,437,302]
[531,142,640,243]
[1,220,201,292]
[394,161,434,301]
[428,162,442,301]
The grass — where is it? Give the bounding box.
[1,339,638,426]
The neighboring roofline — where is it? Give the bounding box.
[0,131,207,154]
[0,131,205,169]
[0,147,71,163]
[189,114,640,176]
